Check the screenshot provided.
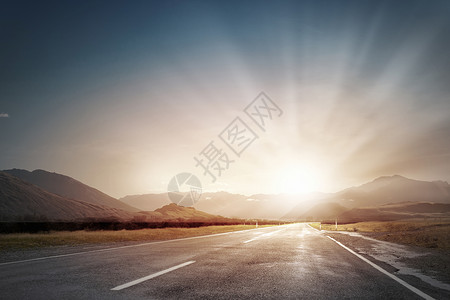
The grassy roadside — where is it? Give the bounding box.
[0,224,275,251]
[309,220,450,250]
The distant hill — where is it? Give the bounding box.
[119,191,301,220]
[194,192,300,219]
[2,169,139,212]
[335,175,450,208]
[194,192,247,217]
[151,203,231,221]
[119,191,258,218]
[300,202,348,220]
[119,193,171,211]
[283,175,450,221]
[0,171,136,221]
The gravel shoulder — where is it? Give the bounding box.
[326,230,450,299]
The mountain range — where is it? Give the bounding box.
[119,192,314,220]
[1,168,449,222]
[283,175,450,222]
[119,193,171,211]
[122,175,450,221]
[0,170,228,222]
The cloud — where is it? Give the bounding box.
[0,113,9,118]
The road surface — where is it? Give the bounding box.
[0,224,435,299]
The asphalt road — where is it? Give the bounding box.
[0,224,433,299]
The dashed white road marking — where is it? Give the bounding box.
[111,261,196,291]
[327,236,434,300]
[243,228,285,243]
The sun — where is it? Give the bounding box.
[274,163,323,194]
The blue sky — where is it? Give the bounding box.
[1,0,450,197]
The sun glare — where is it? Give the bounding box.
[274,163,323,194]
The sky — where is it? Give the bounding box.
[1,0,450,198]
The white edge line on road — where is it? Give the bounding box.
[0,226,278,266]
[326,236,435,300]
[306,224,320,232]
[111,260,195,291]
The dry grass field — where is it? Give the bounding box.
[0,224,274,251]
[310,219,450,249]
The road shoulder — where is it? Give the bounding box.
[326,231,450,300]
